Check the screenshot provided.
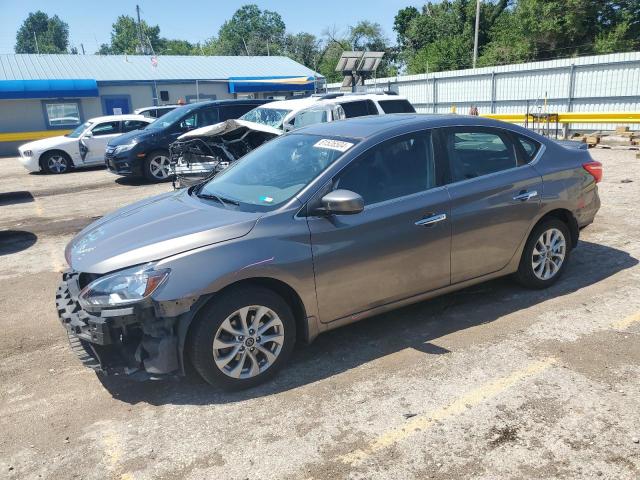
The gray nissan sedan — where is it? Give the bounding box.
[57,114,601,389]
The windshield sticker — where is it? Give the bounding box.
[313,139,354,152]
[260,195,274,203]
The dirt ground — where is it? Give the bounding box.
[0,149,639,480]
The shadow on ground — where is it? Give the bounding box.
[0,230,37,255]
[98,240,637,406]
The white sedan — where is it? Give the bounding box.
[18,114,153,174]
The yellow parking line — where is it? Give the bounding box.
[610,311,640,330]
[341,357,556,466]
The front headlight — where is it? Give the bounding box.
[79,263,170,308]
[113,142,137,155]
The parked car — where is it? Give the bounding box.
[169,92,415,187]
[106,99,269,181]
[17,115,152,174]
[134,105,179,118]
[58,114,601,390]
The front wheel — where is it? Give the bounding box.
[143,150,171,181]
[188,287,296,390]
[515,218,571,289]
[42,151,72,174]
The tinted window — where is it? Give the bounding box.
[337,131,435,205]
[220,104,259,120]
[517,135,541,160]
[340,100,378,118]
[445,128,517,182]
[179,108,219,130]
[91,121,119,136]
[378,99,416,114]
[122,120,148,132]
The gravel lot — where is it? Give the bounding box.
[0,149,639,480]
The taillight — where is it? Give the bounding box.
[583,161,603,183]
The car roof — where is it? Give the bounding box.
[292,113,540,140]
[86,114,152,123]
[253,93,410,114]
[134,105,179,112]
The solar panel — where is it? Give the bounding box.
[357,52,384,72]
[335,52,364,73]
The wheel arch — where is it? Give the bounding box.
[39,149,73,170]
[535,208,579,249]
[178,277,312,375]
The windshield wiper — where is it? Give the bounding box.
[196,191,239,208]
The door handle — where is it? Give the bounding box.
[415,213,447,227]
[513,190,538,202]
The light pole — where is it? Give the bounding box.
[473,0,481,68]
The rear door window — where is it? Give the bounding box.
[443,128,518,182]
[378,99,416,113]
[340,100,378,118]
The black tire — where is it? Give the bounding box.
[187,286,296,390]
[515,218,571,289]
[143,150,171,182]
[41,151,72,174]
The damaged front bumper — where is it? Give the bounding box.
[56,271,183,379]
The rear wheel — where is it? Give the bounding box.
[515,218,571,289]
[42,151,72,174]
[188,287,296,390]
[143,150,171,181]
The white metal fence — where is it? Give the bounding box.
[326,52,640,131]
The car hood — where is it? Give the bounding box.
[67,189,262,274]
[178,119,282,140]
[21,135,77,151]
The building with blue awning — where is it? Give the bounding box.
[0,54,323,155]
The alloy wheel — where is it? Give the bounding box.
[47,155,68,173]
[212,305,285,379]
[532,228,566,280]
[149,155,171,179]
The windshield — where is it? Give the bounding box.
[66,122,92,138]
[240,107,292,129]
[145,105,194,130]
[198,134,357,210]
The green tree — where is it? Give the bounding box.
[15,11,69,53]
[215,4,286,55]
[99,15,162,54]
[283,32,322,70]
[159,39,197,55]
[479,0,640,66]
[394,0,508,73]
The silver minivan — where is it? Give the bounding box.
[57,115,601,389]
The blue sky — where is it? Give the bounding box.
[0,0,425,54]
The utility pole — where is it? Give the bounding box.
[136,4,145,54]
[33,31,40,54]
[473,0,481,68]
[80,43,85,55]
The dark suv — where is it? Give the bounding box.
[105,99,268,181]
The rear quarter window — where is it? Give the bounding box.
[378,99,416,114]
[340,100,378,118]
[517,135,541,161]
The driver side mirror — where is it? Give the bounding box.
[319,189,364,215]
[82,131,93,138]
